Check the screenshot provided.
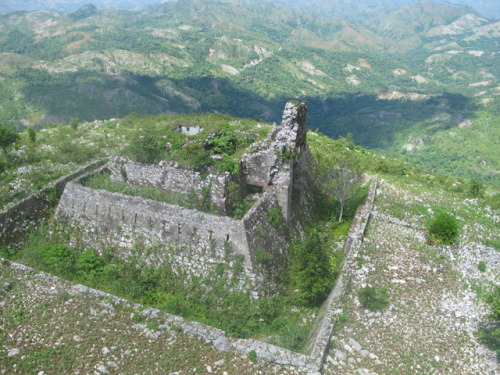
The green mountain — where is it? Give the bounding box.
[0,0,498,184]
[4,0,497,20]
[257,0,500,20]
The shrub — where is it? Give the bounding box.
[204,126,239,155]
[478,261,487,272]
[358,286,389,311]
[289,229,333,305]
[76,249,104,276]
[70,118,79,130]
[125,132,164,164]
[39,243,75,275]
[0,125,20,159]
[428,212,459,244]
[27,127,37,143]
[469,178,484,198]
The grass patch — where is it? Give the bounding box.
[81,170,219,215]
[5,224,317,353]
[358,286,389,311]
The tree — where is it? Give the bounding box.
[70,118,79,130]
[0,125,20,159]
[328,157,362,222]
[290,229,333,305]
[469,178,484,198]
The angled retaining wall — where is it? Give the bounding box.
[306,178,378,367]
[54,182,256,284]
[0,160,105,247]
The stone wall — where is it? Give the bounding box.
[54,182,256,286]
[4,179,377,374]
[242,192,291,290]
[0,161,105,247]
[306,178,378,366]
[241,101,307,223]
[107,156,229,214]
[54,174,294,293]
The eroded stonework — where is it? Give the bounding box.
[52,101,308,294]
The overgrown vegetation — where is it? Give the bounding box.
[0,113,270,210]
[0,225,316,352]
[357,286,390,311]
[427,212,459,244]
[81,171,218,215]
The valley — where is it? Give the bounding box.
[0,0,498,183]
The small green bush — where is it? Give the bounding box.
[39,243,75,275]
[125,132,164,164]
[27,127,37,143]
[76,249,104,276]
[469,178,484,198]
[478,261,487,272]
[428,212,459,244]
[358,286,389,311]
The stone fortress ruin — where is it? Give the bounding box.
[52,101,308,294]
[0,101,380,372]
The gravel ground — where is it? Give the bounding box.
[323,178,499,375]
[0,264,301,375]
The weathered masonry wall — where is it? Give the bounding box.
[241,101,307,223]
[54,182,256,285]
[306,178,378,368]
[0,161,105,247]
[3,176,376,374]
[54,177,293,292]
[242,192,291,289]
[107,156,228,214]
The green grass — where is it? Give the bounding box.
[3,223,318,352]
[81,170,219,215]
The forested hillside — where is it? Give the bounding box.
[0,0,498,183]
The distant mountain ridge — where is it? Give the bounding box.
[0,0,498,183]
[1,0,499,19]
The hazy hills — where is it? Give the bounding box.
[2,0,499,20]
[257,0,500,21]
[0,0,498,183]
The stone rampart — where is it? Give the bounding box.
[107,156,228,213]
[242,192,291,289]
[54,182,256,284]
[0,160,105,246]
[54,172,294,293]
[306,178,378,368]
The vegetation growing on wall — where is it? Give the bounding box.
[80,170,219,215]
[0,113,270,210]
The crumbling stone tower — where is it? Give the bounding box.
[241,101,307,222]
